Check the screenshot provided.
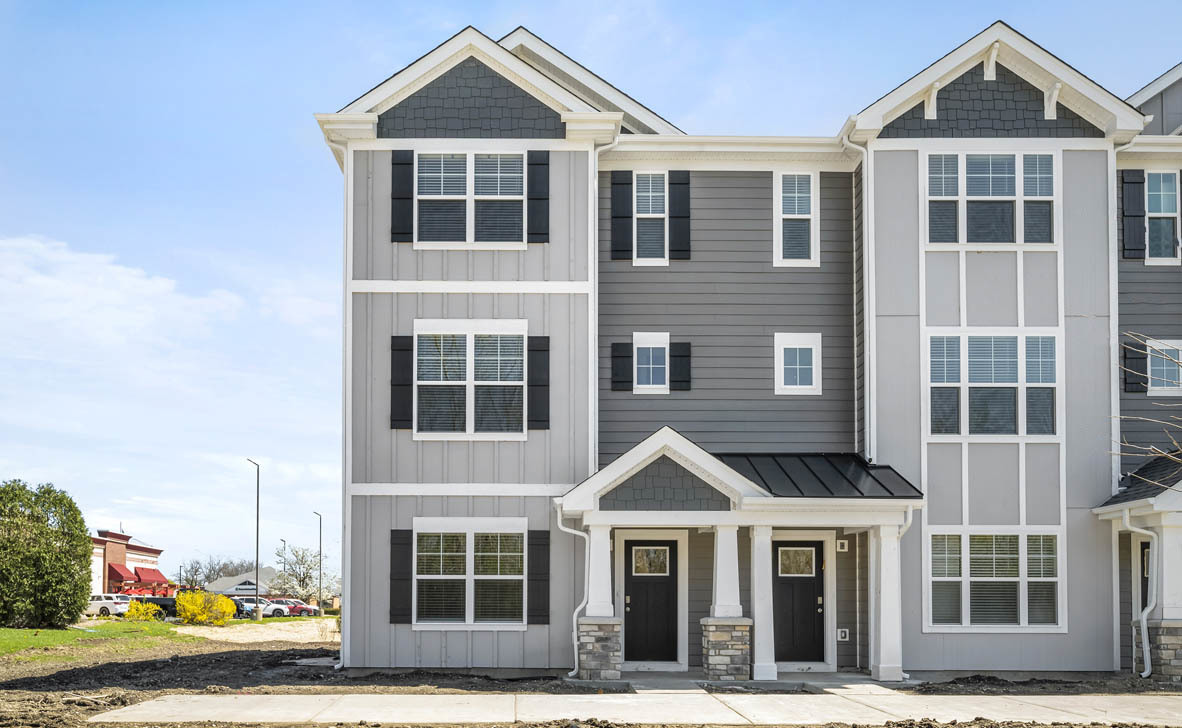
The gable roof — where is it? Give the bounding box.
[717,453,922,499]
[1127,62,1182,108]
[855,20,1146,142]
[497,26,683,135]
[205,566,278,593]
[1098,452,1182,508]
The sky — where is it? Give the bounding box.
[1,1,1179,581]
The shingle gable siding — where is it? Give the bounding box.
[598,456,732,511]
[880,62,1103,138]
[377,57,565,139]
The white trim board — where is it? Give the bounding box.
[348,483,573,497]
[613,528,690,672]
[350,281,591,294]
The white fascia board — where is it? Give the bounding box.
[855,22,1146,139]
[1127,62,1182,108]
[498,27,684,136]
[340,27,594,118]
[609,135,848,155]
[314,113,378,169]
[579,509,910,528]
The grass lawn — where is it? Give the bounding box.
[0,620,198,660]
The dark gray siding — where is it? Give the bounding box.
[599,456,731,511]
[1119,532,1132,670]
[853,164,865,457]
[836,530,857,668]
[597,170,855,465]
[1116,172,1182,472]
[377,57,564,139]
[880,63,1103,138]
[856,531,868,668]
[686,528,752,668]
[1137,74,1182,135]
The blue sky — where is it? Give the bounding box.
[1,1,1177,579]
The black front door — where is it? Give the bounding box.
[772,540,824,662]
[624,540,677,662]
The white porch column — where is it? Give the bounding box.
[711,525,743,617]
[870,524,903,682]
[1157,524,1182,620]
[750,525,776,680]
[585,525,615,617]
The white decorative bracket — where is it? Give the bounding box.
[924,82,941,120]
[1044,82,1062,121]
[984,42,1000,81]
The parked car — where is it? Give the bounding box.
[270,599,318,616]
[235,596,286,617]
[85,594,130,617]
[230,597,251,619]
[133,596,177,619]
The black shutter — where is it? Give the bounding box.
[670,342,691,390]
[390,529,412,623]
[669,170,691,260]
[527,151,549,243]
[527,336,550,429]
[391,336,413,429]
[1122,169,1146,259]
[527,530,550,624]
[1124,341,1148,393]
[611,170,633,260]
[611,342,633,391]
[391,150,414,243]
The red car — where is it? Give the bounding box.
[272,599,319,616]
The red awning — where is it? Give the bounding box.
[135,567,168,584]
[108,563,136,582]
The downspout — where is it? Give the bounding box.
[553,500,590,678]
[1122,508,1157,678]
[897,504,915,680]
[841,129,872,461]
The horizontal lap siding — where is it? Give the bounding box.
[597,171,855,464]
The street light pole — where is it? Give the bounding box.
[247,459,261,621]
[312,511,322,613]
[280,538,287,575]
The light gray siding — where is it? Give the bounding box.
[597,170,855,464]
[352,150,590,283]
[351,292,590,484]
[347,495,579,669]
[1136,75,1182,135]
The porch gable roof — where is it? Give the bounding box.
[1096,451,1182,511]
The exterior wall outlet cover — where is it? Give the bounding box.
[837,540,848,552]
[837,628,849,642]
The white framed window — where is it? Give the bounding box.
[925,153,1056,246]
[774,332,822,395]
[1148,339,1182,395]
[773,171,820,267]
[634,172,668,265]
[927,531,1062,630]
[413,319,527,440]
[1146,172,1180,265]
[777,547,816,577]
[633,331,670,394]
[632,546,669,576]
[411,517,527,629]
[414,152,526,250]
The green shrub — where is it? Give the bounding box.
[323,607,340,616]
[125,600,162,622]
[176,591,236,626]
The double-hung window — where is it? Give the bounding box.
[930,336,961,434]
[633,331,669,394]
[415,153,525,247]
[1025,336,1056,434]
[774,173,819,266]
[413,518,527,627]
[634,172,668,264]
[1147,172,1180,263]
[928,533,1060,628]
[926,153,1055,244]
[1148,339,1182,394]
[967,336,1018,434]
[966,154,1016,243]
[414,320,526,439]
[774,332,822,395]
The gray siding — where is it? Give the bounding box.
[836,530,858,668]
[853,164,866,456]
[351,293,590,484]
[1119,532,1132,670]
[347,494,579,669]
[880,63,1103,138]
[856,531,869,668]
[685,528,752,667]
[352,150,590,282]
[599,456,732,511]
[1136,74,1182,135]
[377,57,563,139]
[597,170,855,465]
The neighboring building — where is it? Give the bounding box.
[316,22,1182,681]
[90,529,170,595]
[206,566,279,596]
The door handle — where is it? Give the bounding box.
[625,595,631,604]
[625,607,631,612]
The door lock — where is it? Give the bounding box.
[625,595,631,604]
[817,596,823,605]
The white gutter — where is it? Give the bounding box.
[1122,508,1157,678]
[553,500,590,678]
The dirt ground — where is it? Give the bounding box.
[911,673,1182,695]
[174,619,340,643]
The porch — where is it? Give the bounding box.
[557,427,923,683]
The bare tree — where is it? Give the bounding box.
[175,559,204,587]
[268,545,339,603]
[1117,332,1182,493]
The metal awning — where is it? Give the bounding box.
[108,563,136,582]
[715,453,922,499]
[135,567,168,585]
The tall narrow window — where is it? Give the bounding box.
[1026,535,1058,625]
[416,334,467,433]
[1025,336,1056,435]
[1022,155,1054,244]
[1147,172,1180,262]
[931,534,962,625]
[966,154,1016,243]
[775,173,819,265]
[415,532,466,622]
[928,155,959,243]
[635,173,667,262]
[967,336,1018,434]
[968,534,1019,625]
[930,336,961,434]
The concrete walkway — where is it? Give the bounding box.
[91,691,1182,725]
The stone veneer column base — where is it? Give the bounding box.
[1134,619,1182,683]
[577,616,622,681]
[701,616,752,681]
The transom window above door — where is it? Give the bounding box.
[415,152,526,248]
[774,332,822,395]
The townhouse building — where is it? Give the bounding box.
[317,22,1182,681]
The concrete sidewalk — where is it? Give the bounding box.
[91,691,1182,725]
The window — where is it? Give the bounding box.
[968,336,1017,434]
[930,336,961,434]
[1147,172,1180,263]
[926,153,1054,245]
[1148,340,1182,393]
[634,172,667,264]
[929,533,1059,629]
[777,547,815,577]
[412,518,527,627]
[775,173,819,266]
[415,153,525,247]
[633,332,669,394]
[930,534,962,625]
[632,546,669,576]
[414,321,527,439]
[774,332,822,395]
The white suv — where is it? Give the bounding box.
[85,594,131,617]
[236,596,286,617]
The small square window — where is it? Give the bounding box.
[633,332,670,394]
[774,333,822,395]
[966,201,1015,243]
[1149,343,1182,391]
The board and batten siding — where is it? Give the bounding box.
[348,494,579,669]
[596,170,855,465]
